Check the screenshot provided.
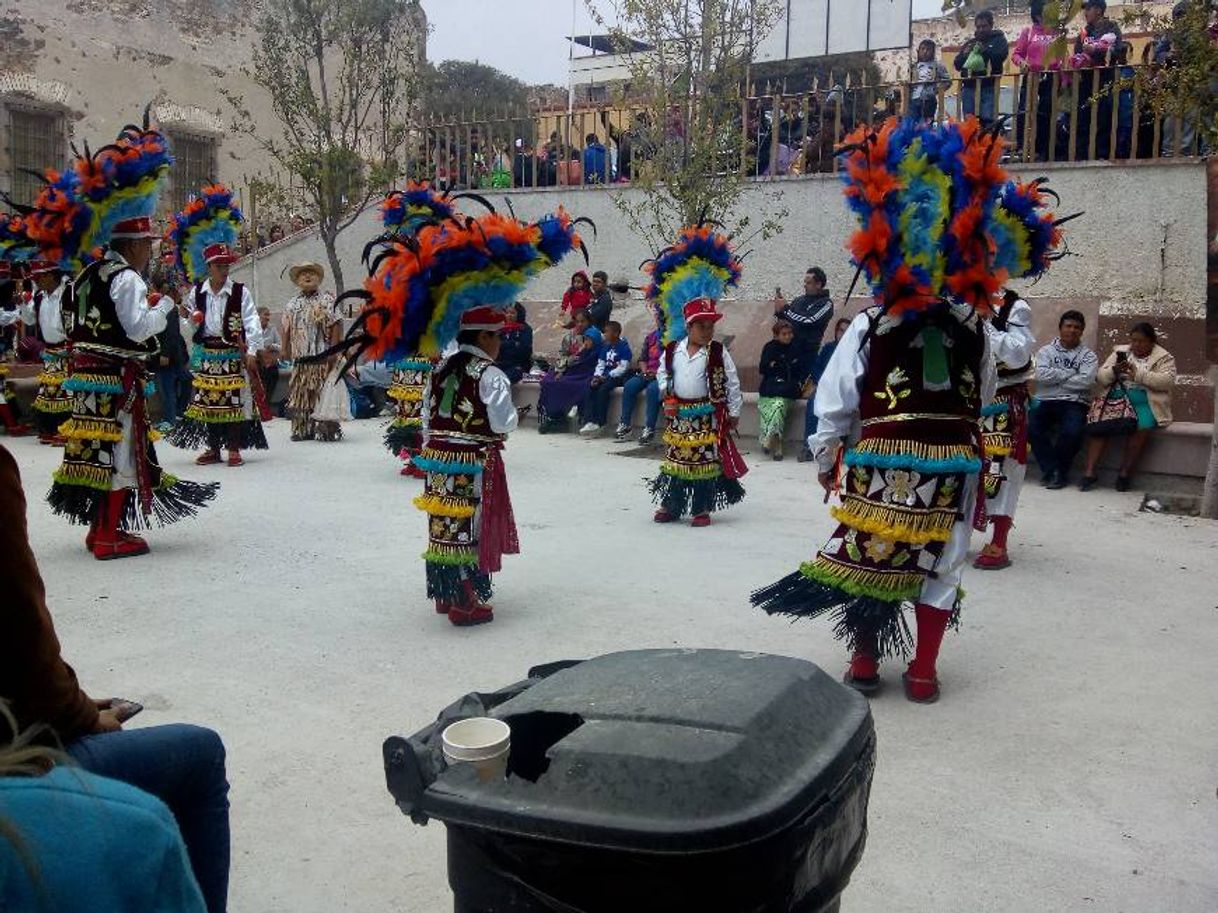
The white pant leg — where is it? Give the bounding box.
[989,456,1026,520]
[920,475,979,611]
[239,366,254,419]
[112,410,136,490]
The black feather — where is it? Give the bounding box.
[451,191,495,214]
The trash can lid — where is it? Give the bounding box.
[420,649,873,852]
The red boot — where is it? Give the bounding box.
[92,490,149,560]
[448,580,494,626]
[690,513,712,528]
[653,509,677,523]
[973,517,1013,570]
[843,630,881,695]
[903,603,950,703]
[0,403,31,436]
[85,507,101,552]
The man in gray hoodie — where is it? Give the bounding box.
[1028,310,1098,489]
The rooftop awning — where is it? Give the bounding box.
[568,34,652,54]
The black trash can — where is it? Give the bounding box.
[384,649,875,913]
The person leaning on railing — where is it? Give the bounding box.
[1067,0,1122,161]
[953,9,1009,126]
[1012,0,1064,162]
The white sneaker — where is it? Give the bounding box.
[579,422,601,436]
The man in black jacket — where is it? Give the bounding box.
[586,270,614,329]
[954,9,1008,125]
[774,267,834,382]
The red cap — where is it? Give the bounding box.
[460,306,508,332]
[203,243,239,266]
[111,216,158,240]
[682,297,723,325]
[29,259,58,276]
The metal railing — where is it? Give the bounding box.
[402,63,1205,193]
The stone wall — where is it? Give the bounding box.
[234,159,1212,421]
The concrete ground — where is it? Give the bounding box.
[12,416,1218,912]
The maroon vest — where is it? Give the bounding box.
[427,350,501,442]
[194,281,247,346]
[859,310,984,445]
[663,339,728,403]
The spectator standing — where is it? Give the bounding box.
[910,39,950,122]
[561,270,592,318]
[1080,322,1176,491]
[757,319,802,461]
[1012,1,1061,161]
[1069,0,1122,160]
[583,133,610,184]
[773,267,834,385]
[268,224,285,245]
[495,303,533,383]
[1028,310,1098,488]
[281,262,342,442]
[580,320,633,435]
[0,443,231,912]
[799,316,853,462]
[257,306,283,417]
[585,270,614,330]
[152,276,190,432]
[614,307,665,445]
[954,10,1009,125]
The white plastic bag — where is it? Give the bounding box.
[312,368,352,423]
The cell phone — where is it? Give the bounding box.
[110,699,143,723]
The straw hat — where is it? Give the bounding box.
[289,261,325,284]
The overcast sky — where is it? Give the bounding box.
[420,0,948,85]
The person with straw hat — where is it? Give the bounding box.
[281,260,342,441]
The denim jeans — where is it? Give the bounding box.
[155,367,182,425]
[583,374,628,426]
[619,374,660,429]
[803,392,820,444]
[68,723,231,913]
[961,79,997,125]
[1028,399,1089,482]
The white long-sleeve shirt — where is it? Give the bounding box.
[36,278,69,345]
[985,297,1036,388]
[0,295,34,328]
[106,252,172,344]
[199,278,262,350]
[655,337,744,417]
[811,308,996,474]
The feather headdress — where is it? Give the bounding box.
[644,224,743,345]
[24,168,95,272]
[317,207,589,371]
[167,184,244,283]
[0,213,37,264]
[379,182,456,238]
[837,116,1073,320]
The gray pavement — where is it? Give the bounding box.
[13,417,1218,912]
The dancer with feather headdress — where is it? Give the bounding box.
[313,204,586,625]
[751,116,1072,702]
[645,224,748,528]
[37,119,218,558]
[0,214,37,436]
[165,184,267,465]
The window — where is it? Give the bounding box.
[6,107,65,206]
[165,132,218,213]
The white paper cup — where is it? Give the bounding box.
[442,717,511,782]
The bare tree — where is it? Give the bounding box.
[587,0,787,249]
[222,0,424,292]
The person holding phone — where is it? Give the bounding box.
[773,267,834,389]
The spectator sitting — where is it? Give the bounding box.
[345,357,392,418]
[757,319,803,461]
[579,320,633,436]
[257,306,283,418]
[0,712,207,912]
[798,317,852,462]
[583,133,609,184]
[1079,322,1176,492]
[561,271,592,321]
[267,224,285,245]
[538,326,602,434]
[614,307,665,445]
[954,9,1009,125]
[0,444,231,912]
[586,270,614,330]
[1028,310,1099,489]
[910,39,950,122]
[555,309,592,372]
[495,303,534,383]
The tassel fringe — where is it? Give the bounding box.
[648,472,744,516]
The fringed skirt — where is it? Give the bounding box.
[47,353,218,528]
[384,358,431,455]
[981,383,1029,503]
[648,399,744,517]
[170,341,267,451]
[414,437,518,606]
[751,436,979,660]
[32,344,73,435]
[287,361,340,440]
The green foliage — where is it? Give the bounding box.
[423,60,532,119]
[221,0,423,291]
[586,0,788,250]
